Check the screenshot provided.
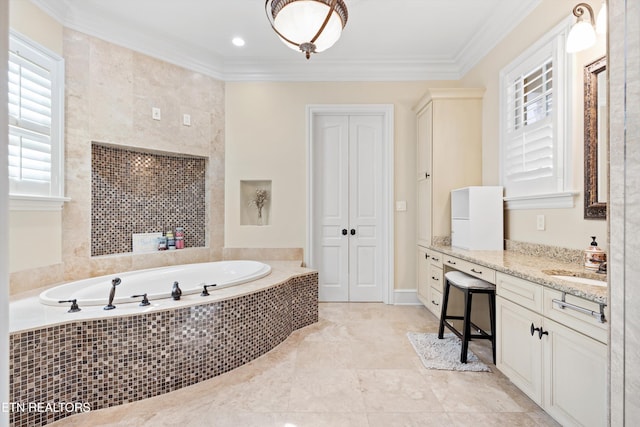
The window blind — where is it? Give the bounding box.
[8,50,52,189]
[7,31,63,199]
[504,58,554,184]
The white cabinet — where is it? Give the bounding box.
[415,89,484,312]
[451,186,504,250]
[415,88,484,246]
[417,247,444,317]
[496,272,607,427]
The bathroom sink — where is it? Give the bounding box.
[542,269,607,287]
[550,275,607,287]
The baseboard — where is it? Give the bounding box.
[393,289,421,305]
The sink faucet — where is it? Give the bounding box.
[597,262,607,274]
[104,277,121,310]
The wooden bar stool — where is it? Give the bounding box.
[437,270,496,364]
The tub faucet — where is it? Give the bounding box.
[171,281,182,300]
[104,277,121,310]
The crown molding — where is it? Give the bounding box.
[456,0,542,77]
[30,0,540,82]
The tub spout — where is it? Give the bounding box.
[104,277,121,310]
[171,281,182,300]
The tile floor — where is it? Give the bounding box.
[50,303,560,426]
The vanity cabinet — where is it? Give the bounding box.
[417,247,444,317]
[496,272,607,427]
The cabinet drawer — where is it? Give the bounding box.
[428,288,442,317]
[496,272,543,313]
[429,266,443,292]
[443,255,496,283]
[426,249,444,268]
[543,288,608,344]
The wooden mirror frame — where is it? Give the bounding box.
[584,56,607,219]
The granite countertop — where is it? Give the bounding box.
[429,245,608,305]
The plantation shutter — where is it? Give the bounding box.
[504,59,554,185]
[8,46,53,195]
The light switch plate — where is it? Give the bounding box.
[396,201,407,211]
[152,107,161,120]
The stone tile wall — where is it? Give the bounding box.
[8,272,318,427]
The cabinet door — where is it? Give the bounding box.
[543,319,607,427]
[416,103,432,247]
[416,246,429,304]
[496,296,544,405]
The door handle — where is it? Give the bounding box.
[425,172,430,179]
[342,229,348,236]
[350,229,356,236]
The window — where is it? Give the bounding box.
[500,18,575,209]
[8,30,65,205]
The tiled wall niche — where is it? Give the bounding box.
[240,180,272,226]
[91,144,206,256]
[9,272,319,427]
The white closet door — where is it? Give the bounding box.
[312,114,383,302]
[348,115,383,301]
[313,115,350,302]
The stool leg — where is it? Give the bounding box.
[438,279,451,339]
[460,290,473,363]
[488,291,496,364]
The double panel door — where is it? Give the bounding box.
[311,114,384,302]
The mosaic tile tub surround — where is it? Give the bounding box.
[8,270,318,427]
[91,144,207,256]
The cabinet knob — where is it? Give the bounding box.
[425,253,429,259]
[530,323,540,337]
[425,172,431,179]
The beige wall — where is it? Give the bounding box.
[461,0,607,250]
[8,0,64,275]
[225,81,455,290]
[9,0,63,54]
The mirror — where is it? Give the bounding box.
[584,56,607,219]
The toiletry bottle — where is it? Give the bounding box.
[175,227,184,249]
[166,229,176,250]
[584,236,606,271]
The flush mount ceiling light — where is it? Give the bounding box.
[566,2,607,53]
[265,0,349,59]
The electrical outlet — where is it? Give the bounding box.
[536,214,545,231]
[395,201,407,211]
[183,114,191,126]
[152,107,161,121]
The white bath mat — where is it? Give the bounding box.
[407,332,491,372]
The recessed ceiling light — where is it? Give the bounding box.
[232,37,245,47]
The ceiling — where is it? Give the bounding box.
[30,0,542,82]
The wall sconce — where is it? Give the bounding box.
[567,2,607,53]
[265,0,349,59]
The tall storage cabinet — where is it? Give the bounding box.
[414,88,484,313]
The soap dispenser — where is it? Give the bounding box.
[584,236,606,271]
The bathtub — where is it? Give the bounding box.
[39,260,272,307]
